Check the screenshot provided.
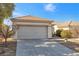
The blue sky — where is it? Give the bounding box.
[4,3,79,25]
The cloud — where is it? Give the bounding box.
[44,4,56,12]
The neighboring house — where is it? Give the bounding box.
[53,24,59,34]
[53,21,79,37]
[11,15,54,39]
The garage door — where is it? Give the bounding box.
[17,26,48,39]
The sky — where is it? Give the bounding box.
[4,3,79,25]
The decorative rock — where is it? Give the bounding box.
[0,50,5,54]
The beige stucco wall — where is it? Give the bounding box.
[48,26,52,38]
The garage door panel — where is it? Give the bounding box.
[17,26,48,39]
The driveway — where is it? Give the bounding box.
[16,39,75,56]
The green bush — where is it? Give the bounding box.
[56,29,62,37]
[60,30,72,38]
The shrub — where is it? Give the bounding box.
[60,30,72,38]
[56,29,62,37]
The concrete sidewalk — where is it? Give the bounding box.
[16,39,75,56]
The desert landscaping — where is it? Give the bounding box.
[0,38,16,56]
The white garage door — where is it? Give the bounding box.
[17,26,48,39]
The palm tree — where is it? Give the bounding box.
[68,20,72,30]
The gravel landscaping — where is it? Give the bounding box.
[0,38,16,56]
[55,38,79,52]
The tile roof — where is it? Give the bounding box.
[11,15,53,23]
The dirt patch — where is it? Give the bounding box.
[0,39,17,56]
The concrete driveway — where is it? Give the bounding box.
[16,39,75,56]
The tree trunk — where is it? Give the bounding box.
[4,38,7,47]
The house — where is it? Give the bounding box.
[53,21,79,37]
[11,15,54,39]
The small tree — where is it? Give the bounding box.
[0,24,15,46]
[60,30,72,42]
[56,29,62,37]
